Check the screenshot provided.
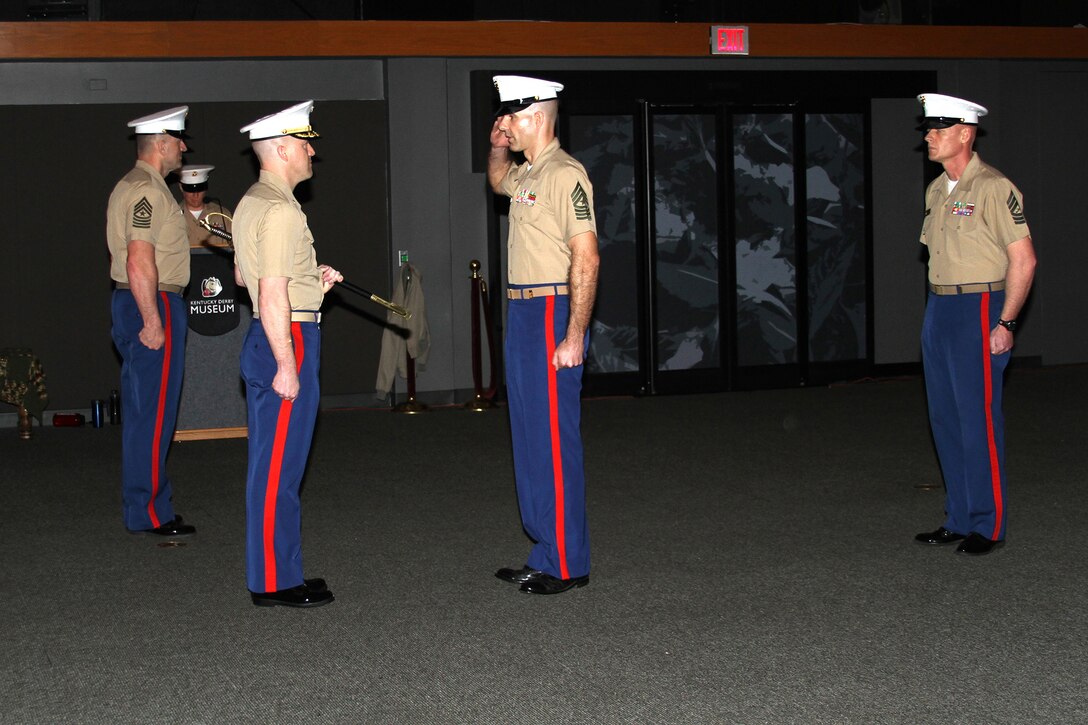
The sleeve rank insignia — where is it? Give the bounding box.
[132,196,153,229]
[571,182,592,221]
[1006,192,1026,224]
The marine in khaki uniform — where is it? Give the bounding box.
[178,164,233,248]
[488,76,600,595]
[106,105,196,537]
[912,93,1037,556]
[233,101,342,608]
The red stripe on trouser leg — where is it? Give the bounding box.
[262,323,306,592]
[147,291,172,529]
[543,297,569,580]
[979,293,1003,540]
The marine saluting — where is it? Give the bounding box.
[488,75,600,596]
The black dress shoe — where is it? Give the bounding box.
[251,583,335,608]
[496,566,544,585]
[956,532,1003,556]
[304,578,328,592]
[519,573,589,595]
[914,526,965,545]
[128,515,196,537]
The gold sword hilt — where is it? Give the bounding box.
[197,213,235,248]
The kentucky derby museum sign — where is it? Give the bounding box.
[176,248,250,440]
[186,252,240,336]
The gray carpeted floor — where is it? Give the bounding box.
[1,366,1086,724]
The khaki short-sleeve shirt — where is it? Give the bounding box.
[920,152,1031,286]
[233,170,323,314]
[106,160,190,287]
[499,138,597,285]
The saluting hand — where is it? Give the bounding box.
[490,118,511,150]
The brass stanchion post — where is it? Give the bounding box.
[465,259,496,411]
[393,263,427,414]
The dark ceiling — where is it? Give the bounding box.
[7,0,1085,26]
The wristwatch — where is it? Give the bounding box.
[997,318,1018,332]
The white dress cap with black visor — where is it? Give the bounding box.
[128,106,189,139]
[917,93,988,130]
[240,101,320,140]
[493,75,564,117]
[179,164,214,192]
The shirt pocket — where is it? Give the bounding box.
[946,205,980,243]
[513,193,555,234]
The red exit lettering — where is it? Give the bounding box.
[718,27,745,52]
[711,25,749,55]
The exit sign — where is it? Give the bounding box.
[711,25,749,55]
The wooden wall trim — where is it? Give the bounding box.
[1,20,1085,61]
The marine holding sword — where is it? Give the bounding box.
[232,100,342,608]
[178,164,232,248]
[199,212,409,319]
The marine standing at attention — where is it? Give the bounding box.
[107,105,196,538]
[912,93,1037,556]
[233,101,343,608]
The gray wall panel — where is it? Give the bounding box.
[445,64,496,401]
[386,59,456,401]
[871,98,927,365]
[1028,69,1088,364]
[0,60,384,105]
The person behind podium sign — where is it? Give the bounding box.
[179,164,233,248]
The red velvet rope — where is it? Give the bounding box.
[479,282,498,399]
